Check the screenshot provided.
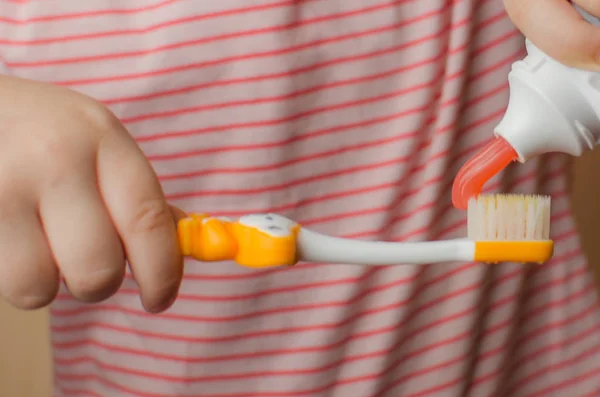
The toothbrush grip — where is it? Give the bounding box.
[571,2,600,26]
[177,214,299,268]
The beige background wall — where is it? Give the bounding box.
[1,153,600,396]
[0,301,52,396]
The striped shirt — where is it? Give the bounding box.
[1,0,599,396]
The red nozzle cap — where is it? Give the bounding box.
[451,136,518,210]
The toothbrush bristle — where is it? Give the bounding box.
[467,194,551,241]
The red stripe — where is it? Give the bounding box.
[179,201,570,293]
[187,168,566,245]
[150,82,511,184]
[156,74,515,209]
[498,301,600,395]
[0,0,336,45]
[517,293,598,346]
[401,378,464,397]
[581,392,600,397]
[110,47,445,106]
[136,28,517,143]
[55,263,402,303]
[50,201,574,323]
[146,43,516,166]
[177,106,509,220]
[373,354,468,395]
[101,5,504,106]
[160,48,521,220]
[120,8,508,127]
[52,248,589,395]
[473,298,600,389]
[8,1,455,67]
[167,174,568,285]
[371,270,598,397]
[99,169,566,303]
[512,328,600,392]
[55,278,588,395]
[159,84,508,199]
[124,65,446,126]
[294,127,508,226]
[527,366,600,397]
[516,282,597,344]
[54,251,588,349]
[137,51,515,213]
[54,348,467,386]
[361,252,591,396]
[51,263,473,323]
[0,0,179,23]
[51,225,578,355]
[182,194,570,296]
[52,264,494,354]
[473,322,600,387]
[53,248,580,376]
[52,5,475,87]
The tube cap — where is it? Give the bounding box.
[495,41,600,162]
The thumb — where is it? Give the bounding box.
[168,204,187,223]
[504,0,600,70]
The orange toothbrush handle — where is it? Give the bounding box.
[177,213,300,268]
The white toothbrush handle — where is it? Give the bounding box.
[297,228,475,265]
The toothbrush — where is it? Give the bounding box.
[177,194,553,268]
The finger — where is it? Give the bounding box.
[97,130,183,313]
[39,166,125,303]
[504,0,600,70]
[169,204,187,223]
[573,0,600,18]
[0,199,59,309]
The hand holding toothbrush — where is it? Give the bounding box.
[0,75,183,313]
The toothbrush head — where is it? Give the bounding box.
[467,194,554,264]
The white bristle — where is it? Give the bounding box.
[467,194,551,241]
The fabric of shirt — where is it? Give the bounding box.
[0,0,599,396]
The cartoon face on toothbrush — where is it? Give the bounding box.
[177,213,300,268]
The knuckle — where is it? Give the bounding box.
[29,130,71,163]
[76,99,120,131]
[26,129,85,186]
[66,266,124,302]
[129,199,172,235]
